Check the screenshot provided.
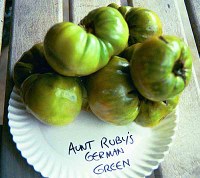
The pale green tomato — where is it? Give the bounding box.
[86,56,139,126]
[130,35,192,101]
[44,7,129,76]
[21,73,83,126]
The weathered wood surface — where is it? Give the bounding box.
[185,0,200,53]
[70,0,127,23]
[0,47,8,128]
[0,0,6,56]
[63,0,69,22]
[1,0,200,178]
[131,0,200,177]
[0,0,63,177]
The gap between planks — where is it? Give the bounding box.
[0,0,6,56]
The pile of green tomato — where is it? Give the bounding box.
[13,3,192,127]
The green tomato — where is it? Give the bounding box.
[13,43,52,89]
[21,73,83,126]
[130,35,193,101]
[126,7,162,45]
[109,4,163,45]
[135,95,179,127]
[108,3,132,17]
[107,3,120,10]
[44,7,129,76]
[120,43,142,61]
[86,56,139,126]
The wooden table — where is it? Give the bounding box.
[0,0,200,177]
[0,0,6,56]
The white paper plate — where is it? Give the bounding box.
[8,87,178,178]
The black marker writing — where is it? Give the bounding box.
[101,132,134,149]
[93,159,130,175]
[68,140,95,155]
[85,148,125,162]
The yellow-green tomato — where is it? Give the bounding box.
[135,95,179,127]
[44,7,129,76]
[125,7,162,45]
[108,4,163,45]
[86,56,140,126]
[130,35,193,101]
[21,73,82,126]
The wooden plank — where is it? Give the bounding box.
[176,0,200,87]
[0,0,63,177]
[131,0,200,177]
[185,0,200,53]
[0,0,6,167]
[63,0,69,21]
[0,0,6,55]
[0,47,8,126]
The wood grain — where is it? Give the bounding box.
[131,0,200,177]
[0,0,63,177]
[0,0,5,56]
[70,0,127,24]
[176,0,200,88]
[185,0,200,53]
[0,47,8,126]
[63,0,69,21]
